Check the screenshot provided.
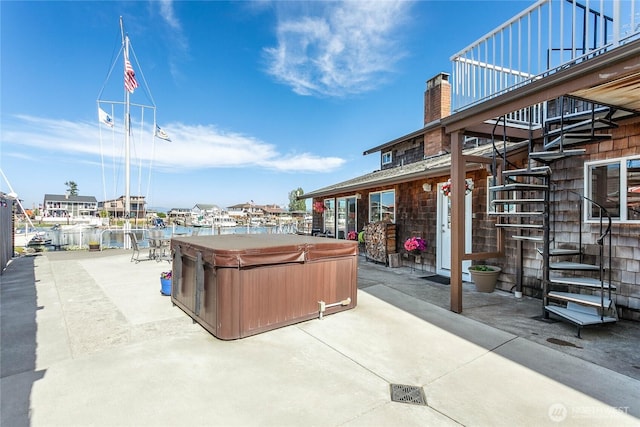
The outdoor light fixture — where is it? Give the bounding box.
[422,183,431,192]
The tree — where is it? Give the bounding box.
[64,181,78,196]
[288,187,307,212]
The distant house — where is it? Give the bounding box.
[227,202,258,222]
[42,194,98,220]
[192,204,221,217]
[259,204,290,225]
[227,202,292,225]
[167,208,191,224]
[98,195,146,220]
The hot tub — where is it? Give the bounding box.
[170,234,358,340]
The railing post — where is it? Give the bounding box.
[542,173,550,318]
[450,131,465,313]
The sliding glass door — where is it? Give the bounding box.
[336,196,357,239]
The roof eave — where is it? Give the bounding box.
[362,119,442,156]
[299,163,489,200]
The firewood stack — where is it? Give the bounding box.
[363,220,395,264]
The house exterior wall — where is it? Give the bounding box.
[395,179,438,268]
[585,118,640,320]
[502,117,640,320]
[312,168,493,273]
[381,139,424,170]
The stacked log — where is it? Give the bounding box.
[364,220,391,264]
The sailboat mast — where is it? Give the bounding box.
[120,17,131,225]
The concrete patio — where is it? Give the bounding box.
[1,249,638,426]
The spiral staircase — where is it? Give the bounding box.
[487,96,632,337]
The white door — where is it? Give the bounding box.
[436,181,472,280]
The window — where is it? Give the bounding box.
[323,199,335,236]
[336,196,357,239]
[382,152,392,165]
[369,190,395,222]
[585,156,640,223]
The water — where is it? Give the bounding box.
[106,224,301,248]
[16,223,304,249]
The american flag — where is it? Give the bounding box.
[124,57,138,93]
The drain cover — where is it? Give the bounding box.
[390,384,427,405]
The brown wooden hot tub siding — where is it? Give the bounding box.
[170,234,358,340]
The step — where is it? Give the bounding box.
[489,183,548,191]
[549,276,616,290]
[550,261,599,271]
[545,116,615,133]
[488,211,544,217]
[545,304,617,326]
[502,166,551,177]
[492,199,545,204]
[547,291,612,309]
[546,116,614,132]
[529,149,585,162]
[512,235,543,242]
[611,108,635,120]
[495,223,543,229]
[544,107,611,126]
[537,248,581,256]
[544,133,611,150]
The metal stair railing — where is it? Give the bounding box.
[587,195,613,317]
[567,190,585,264]
[559,193,612,320]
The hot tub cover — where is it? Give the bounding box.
[171,234,358,268]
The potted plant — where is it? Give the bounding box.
[160,271,172,296]
[313,201,326,213]
[88,241,100,251]
[404,237,427,265]
[468,265,501,292]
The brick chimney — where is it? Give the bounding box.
[423,72,451,157]
[424,72,451,125]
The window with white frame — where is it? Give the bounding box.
[382,151,392,165]
[369,190,395,222]
[585,156,640,223]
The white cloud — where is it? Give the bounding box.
[156,0,189,80]
[158,0,181,31]
[264,0,412,97]
[2,114,345,174]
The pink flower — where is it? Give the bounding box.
[404,237,426,253]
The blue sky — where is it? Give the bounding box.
[1,0,530,211]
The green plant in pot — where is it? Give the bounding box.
[468,264,501,293]
[88,241,100,251]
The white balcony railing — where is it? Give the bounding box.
[451,0,640,114]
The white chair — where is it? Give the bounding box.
[127,232,144,263]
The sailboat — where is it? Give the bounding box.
[97,17,168,247]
